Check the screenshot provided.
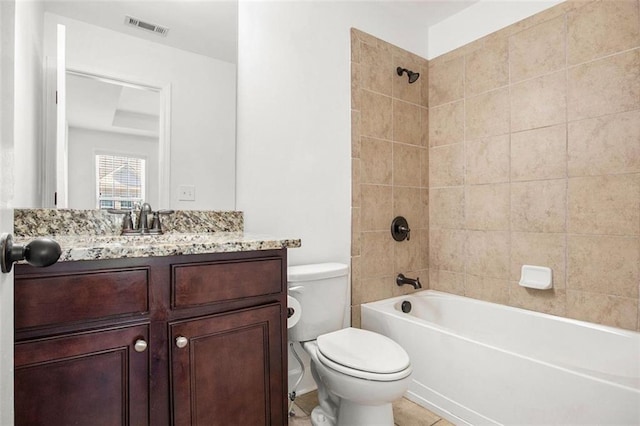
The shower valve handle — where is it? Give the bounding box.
[391,216,411,242]
[399,226,411,240]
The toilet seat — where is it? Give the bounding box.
[316,328,412,382]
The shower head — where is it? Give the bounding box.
[396,67,420,84]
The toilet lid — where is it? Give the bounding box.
[317,328,410,375]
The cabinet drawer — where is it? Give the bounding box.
[172,258,283,308]
[15,268,149,330]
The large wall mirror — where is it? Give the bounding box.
[30,1,238,210]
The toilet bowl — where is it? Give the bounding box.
[303,329,412,425]
[288,263,412,426]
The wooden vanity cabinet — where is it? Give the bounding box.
[14,249,288,426]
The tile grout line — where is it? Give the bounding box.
[507,29,514,306]
[563,9,570,318]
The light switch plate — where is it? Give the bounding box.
[178,185,196,201]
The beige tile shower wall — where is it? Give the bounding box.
[428,0,640,331]
[350,29,429,327]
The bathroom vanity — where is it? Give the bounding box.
[12,210,300,426]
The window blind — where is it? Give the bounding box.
[96,154,146,209]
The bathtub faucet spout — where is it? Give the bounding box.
[396,274,422,289]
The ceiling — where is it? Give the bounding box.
[377,0,479,29]
[66,73,160,137]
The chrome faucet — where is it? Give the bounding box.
[136,203,153,233]
[108,202,173,235]
[396,273,422,289]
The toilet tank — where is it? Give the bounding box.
[288,263,349,342]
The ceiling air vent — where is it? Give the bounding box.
[124,16,169,37]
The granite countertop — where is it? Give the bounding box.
[16,232,301,262]
[14,208,300,262]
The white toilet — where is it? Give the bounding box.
[288,263,412,426]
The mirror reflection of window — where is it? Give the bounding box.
[66,72,160,209]
[96,154,146,210]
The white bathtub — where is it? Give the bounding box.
[361,290,640,425]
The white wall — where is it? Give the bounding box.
[428,0,563,59]
[44,13,237,211]
[236,0,430,395]
[67,127,159,209]
[0,1,15,422]
[236,1,428,269]
[13,0,44,208]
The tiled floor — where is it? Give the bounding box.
[288,390,455,426]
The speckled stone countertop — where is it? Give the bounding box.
[41,233,301,262]
[14,209,301,262]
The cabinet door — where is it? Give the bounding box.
[170,304,284,426]
[15,324,149,426]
